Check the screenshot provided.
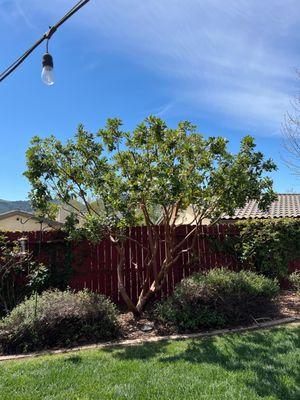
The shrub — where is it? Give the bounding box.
[289,271,300,293]
[226,219,300,279]
[156,268,279,332]
[0,289,120,354]
[0,234,49,317]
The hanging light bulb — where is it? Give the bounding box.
[41,52,55,85]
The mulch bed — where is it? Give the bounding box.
[277,290,300,317]
[118,290,300,340]
[0,291,298,361]
[0,291,298,358]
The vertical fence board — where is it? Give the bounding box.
[2,224,299,305]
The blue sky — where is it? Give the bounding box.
[0,0,300,200]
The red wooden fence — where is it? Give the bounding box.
[69,224,242,304]
[3,225,299,305]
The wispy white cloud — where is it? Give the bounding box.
[4,0,300,134]
[13,0,37,30]
[0,0,37,30]
[148,101,175,118]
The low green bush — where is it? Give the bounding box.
[0,289,120,354]
[289,271,300,293]
[156,268,279,332]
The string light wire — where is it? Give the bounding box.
[0,0,91,83]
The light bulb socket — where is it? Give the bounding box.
[42,53,54,68]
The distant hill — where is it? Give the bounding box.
[0,199,32,214]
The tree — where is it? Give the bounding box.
[283,72,300,175]
[24,116,277,314]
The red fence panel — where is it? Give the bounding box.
[2,224,299,305]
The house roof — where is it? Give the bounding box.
[0,210,63,227]
[222,194,300,220]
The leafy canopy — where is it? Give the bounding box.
[25,116,277,240]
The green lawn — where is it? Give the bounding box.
[0,324,299,400]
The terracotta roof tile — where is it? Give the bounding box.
[223,194,300,220]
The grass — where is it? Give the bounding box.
[0,323,299,400]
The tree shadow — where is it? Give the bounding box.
[63,355,82,365]
[103,326,300,399]
[102,340,170,361]
[161,326,300,400]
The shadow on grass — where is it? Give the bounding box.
[63,355,82,365]
[102,340,170,360]
[104,326,300,400]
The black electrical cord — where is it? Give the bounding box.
[0,0,91,83]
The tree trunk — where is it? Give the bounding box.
[115,243,139,315]
[135,259,171,312]
[116,224,199,315]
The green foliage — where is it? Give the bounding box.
[289,271,300,293]
[25,116,276,240]
[156,268,279,332]
[24,116,276,312]
[233,219,300,279]
[0,234,49,317]
[26,263,49,293]
[0,289,120,354]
